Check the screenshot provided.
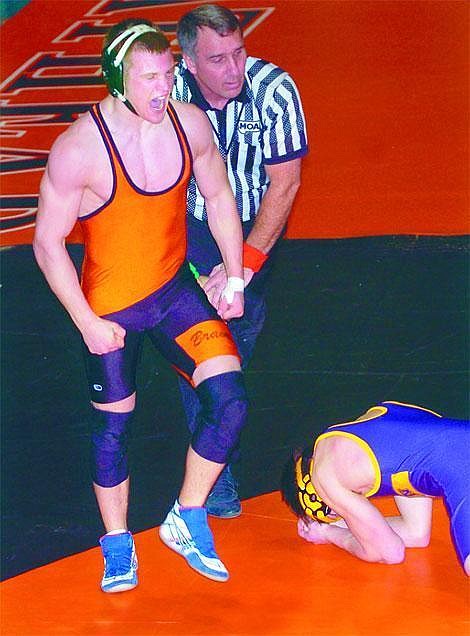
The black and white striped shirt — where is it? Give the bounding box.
[173,57,308,223]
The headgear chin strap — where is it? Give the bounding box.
[102,24,158,114]
[295,454,342,523]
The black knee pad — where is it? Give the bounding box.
[91,408,133,487]
[192,371,248,463]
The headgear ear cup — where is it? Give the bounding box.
[102,24,158,101]
[102,47,124,98]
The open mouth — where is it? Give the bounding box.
[150,97,166,111]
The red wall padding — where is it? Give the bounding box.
[1,1,468,245]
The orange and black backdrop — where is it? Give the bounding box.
[1,0,468,245]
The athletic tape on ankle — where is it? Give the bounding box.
[222,277,245,303]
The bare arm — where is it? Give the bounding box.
[298,469,407,564]
[385,496,432,547]
[33,129,125,354]
[183,104,244,320]
[244,69,306,275]
[299,495,432,563]
[203,158,302,298]
[246,158,301,255]
[192,123,243,280]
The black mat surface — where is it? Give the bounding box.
[1,237,468,579]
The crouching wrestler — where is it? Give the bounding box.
[33,19,247,592]
[281,401,470,575]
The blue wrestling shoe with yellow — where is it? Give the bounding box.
[206,465,241,519]
[159,500,229,582]
[99,531,138,593]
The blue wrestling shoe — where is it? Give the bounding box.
[159,500,229,582]
[99,531,138,593]
[206,465,241,519]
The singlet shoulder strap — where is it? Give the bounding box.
[166,101,192,171]
[89,103,105,136]
[89,104,118,162]
[89,102,191,184]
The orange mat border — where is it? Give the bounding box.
[1,492,468,636]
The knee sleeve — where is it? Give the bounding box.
[91,408,133,488]
[191,371,248,464]
[178,375,201,435]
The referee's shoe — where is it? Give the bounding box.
[206,465,241,518]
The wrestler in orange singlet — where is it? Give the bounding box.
[34,19,248,592]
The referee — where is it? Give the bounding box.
[173,4,309,517]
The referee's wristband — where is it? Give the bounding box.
[243,243,268,272]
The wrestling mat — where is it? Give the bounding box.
[1,494,469,636]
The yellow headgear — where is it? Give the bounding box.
[295,455,342,523]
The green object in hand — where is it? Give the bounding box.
[188,261,200,280]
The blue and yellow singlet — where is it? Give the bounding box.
[315,401,469,565]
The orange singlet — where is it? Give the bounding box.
[80,103,192,316]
